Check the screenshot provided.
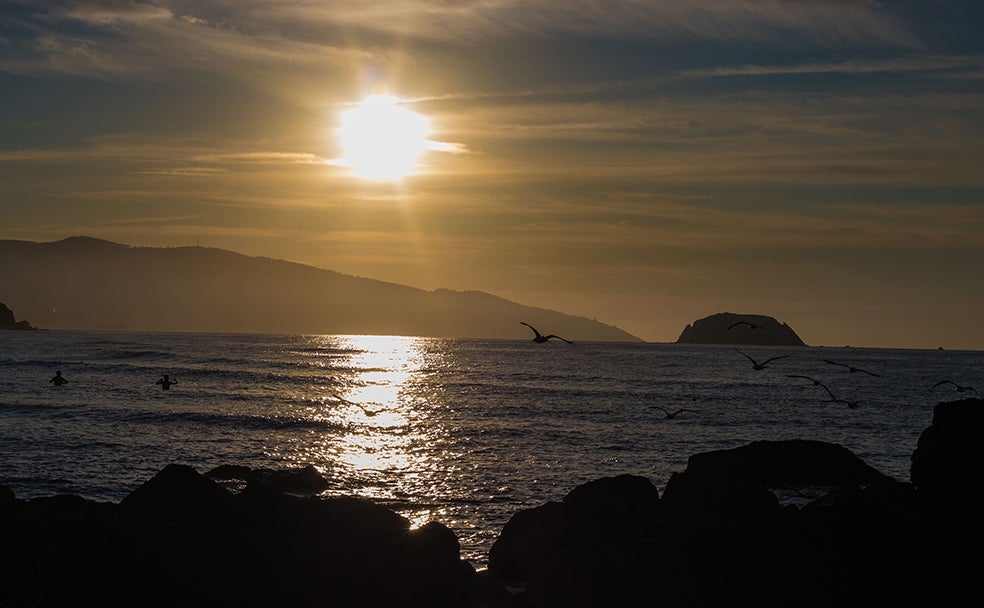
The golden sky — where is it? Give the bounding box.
[2,1,983,348]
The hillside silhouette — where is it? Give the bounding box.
[0,237,640,341]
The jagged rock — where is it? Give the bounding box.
[677,312,805,346]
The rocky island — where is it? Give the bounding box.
[677,312,806,346]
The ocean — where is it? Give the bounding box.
[2,330,982,565]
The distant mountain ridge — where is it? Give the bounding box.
[0,236,641,341]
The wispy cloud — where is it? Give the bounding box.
[687,54,984,78]
[191,152,328,165]
[134,167,227,176]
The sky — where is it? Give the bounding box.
[2,1,983,349]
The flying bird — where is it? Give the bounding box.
[787,375,862,408]
[727,321,773,342]
[823,359,881,377]
[521,322,572,344]
[931,380,977,393]
[735,348,789,370]
[331,391,379,416]
[653,406,696,419]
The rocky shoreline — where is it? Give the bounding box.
[3,398,983,607]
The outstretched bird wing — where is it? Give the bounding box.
[786,374,818,383]
[734,348,756,364]
[520,322,543,339]
[824,359,881,377]
[761,355,790,366]
[544,334,572,344]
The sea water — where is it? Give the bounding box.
[2,330,982,564]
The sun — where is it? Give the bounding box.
[337,95,430,181]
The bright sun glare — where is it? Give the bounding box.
[337,95,430,181]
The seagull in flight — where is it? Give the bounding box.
[727,321,773,342]
[787,375,862,408]
[521,322,572,344]
[735,348,789,370]
[823,359,881,377]
[653,406,696,419]
[932,380,977,393]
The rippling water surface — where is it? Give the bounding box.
[2,331,982,564]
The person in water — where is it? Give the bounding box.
[155,374,177,390]
[49,371,68,386]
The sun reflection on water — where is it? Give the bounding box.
[276,335,452,513]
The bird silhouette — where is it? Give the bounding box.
[787,375,861,408]
[521,322,572,344]
[727,321,773,342]
[822,359,881,377]
[735,348,789,370]
[932,380,977,393]
[331,391,379,416]
[654,406,696,419]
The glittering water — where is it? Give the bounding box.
[2,331,982,564]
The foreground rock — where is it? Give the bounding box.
[676,312,805,346]
[5,401,983,607]
[911,398,984,533]
[0,464,509,608]
[490,429,984,607]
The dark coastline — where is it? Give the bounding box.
[3,399,983,607]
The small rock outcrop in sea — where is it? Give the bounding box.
[676,312,805,346]
[0,302,37,330]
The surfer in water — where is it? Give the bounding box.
[155,374,178,390]
[49,371,68,386]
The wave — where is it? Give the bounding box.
[119,409,348,432]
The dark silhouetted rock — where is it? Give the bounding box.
[677,312,805,346]
[488,474,659,587]
[660,439,892,516]
[119,463,233,526]
[1,463,502,607]
[911,398,984,526]
[684,439,893,487]
[206,463,330,494]
[0,557,44,608]
[0,302,37,330]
